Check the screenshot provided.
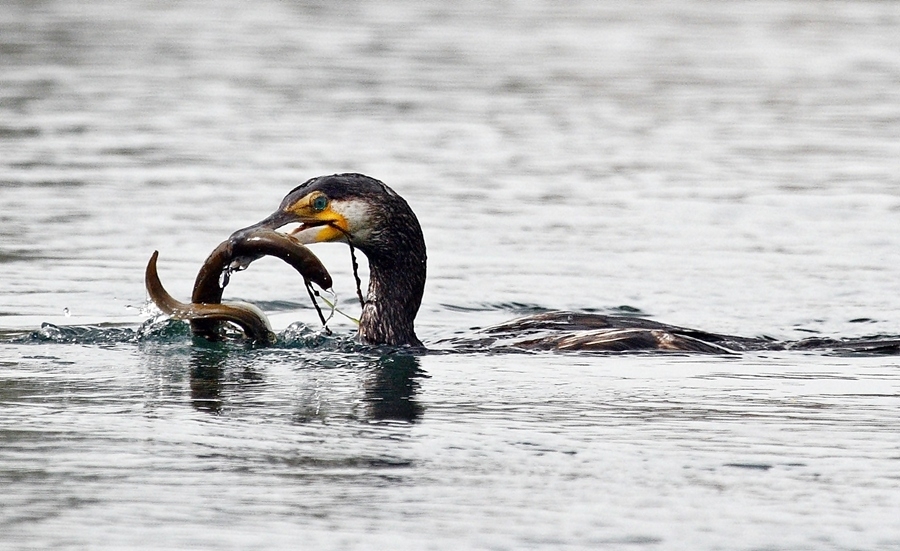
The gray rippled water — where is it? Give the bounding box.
[2,0,900,549]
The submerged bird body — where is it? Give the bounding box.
[479,311,766,353]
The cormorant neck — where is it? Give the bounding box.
[356,213,426,347]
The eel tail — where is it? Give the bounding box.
[145,251,276,344]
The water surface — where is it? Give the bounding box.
[2,0,900,549]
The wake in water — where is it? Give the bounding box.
[3,316,341,350]
[6,306,900,357]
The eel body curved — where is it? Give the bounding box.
[145,229,332,343]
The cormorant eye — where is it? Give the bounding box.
[311,195,328,212]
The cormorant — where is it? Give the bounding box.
[232,173,427,347]
[146,173,900,354]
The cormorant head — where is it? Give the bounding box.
[235,173,410,255]
[236,173,427,347]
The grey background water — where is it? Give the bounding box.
[2,0,900,549]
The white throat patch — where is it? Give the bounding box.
[330,199,374,243]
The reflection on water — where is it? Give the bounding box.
[363,354,425,422]
[188,344,230,414]
[186,341,425,421]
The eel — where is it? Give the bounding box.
[145,228,332,343]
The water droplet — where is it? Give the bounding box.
[63,307,70,317]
